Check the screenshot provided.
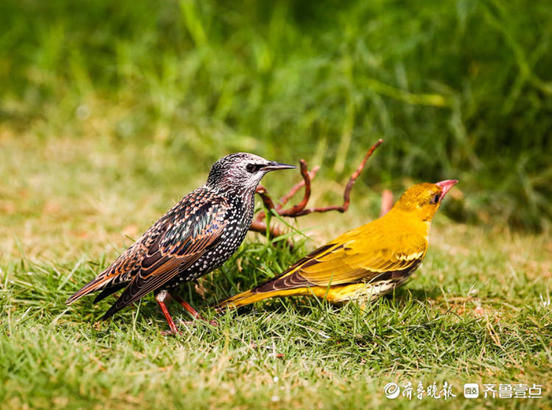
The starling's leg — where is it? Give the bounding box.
[155,290,179,335]
[170,293,200,319]
[170,292,218,326]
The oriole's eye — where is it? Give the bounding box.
[430,194,440,204]
[246,163,261,173]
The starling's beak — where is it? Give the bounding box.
[436,179,458,201]
[261,161,296,172]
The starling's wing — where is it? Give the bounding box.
[65,189,224,305]
[254,227,428,292]
[98,194,230,319]
[101,195,229,319]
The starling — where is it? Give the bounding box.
[66,153,295,333]
[217,180,458,310]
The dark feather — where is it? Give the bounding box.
[251,243,344,293]
[101,197,229,319]
[93,282,128,304]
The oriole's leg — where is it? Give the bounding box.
[155,290,179,334]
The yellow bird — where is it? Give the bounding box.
[217,180,458,309]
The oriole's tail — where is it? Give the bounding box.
[217,243,339,310]
[216,286,328,310]
[217,288,303,310]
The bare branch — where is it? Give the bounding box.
[276,165,320,211]
[249,139,383,241]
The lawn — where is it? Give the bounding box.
[1,135,550,409]
[1,0,551,408]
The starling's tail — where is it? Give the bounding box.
[65,275,114,305]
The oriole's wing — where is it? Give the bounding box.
[100,193,229,319]
[255,226,428,292]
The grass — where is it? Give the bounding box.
[1,0,552,407]
[1,0,552,229]
[1,135,551,409]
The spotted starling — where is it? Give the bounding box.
[66,153,295,333]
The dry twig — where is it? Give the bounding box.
[249,139,383,239]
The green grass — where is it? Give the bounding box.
[1,135,551,409]
[1,0,552,407]
[1,0,552,229]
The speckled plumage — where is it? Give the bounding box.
[66,153,294,328]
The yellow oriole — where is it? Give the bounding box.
[217,180,458,309]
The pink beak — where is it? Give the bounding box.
[435,179,458,201]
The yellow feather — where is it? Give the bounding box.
[217,180,457,310]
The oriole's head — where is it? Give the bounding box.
[394,180,458,221]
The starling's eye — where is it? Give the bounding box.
[246,163,262,173]
[430,194,440,204]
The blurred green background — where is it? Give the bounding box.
[1,0,551,230]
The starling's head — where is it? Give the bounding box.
[206,153,295,191]
[393,179,458,221]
